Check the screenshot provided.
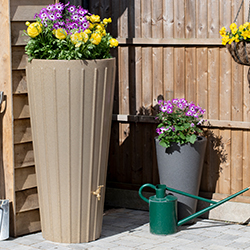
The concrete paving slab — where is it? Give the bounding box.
[0,208,249,249]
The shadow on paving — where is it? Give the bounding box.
[101,208,149,238]
[178,219,232,232]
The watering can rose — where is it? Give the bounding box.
[24,2,118,61]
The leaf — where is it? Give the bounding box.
[179,132,185,140]
[159,140,169,148]
[189,134,197,144]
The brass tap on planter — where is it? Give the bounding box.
[92,185,104,201]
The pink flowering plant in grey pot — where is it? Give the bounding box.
[156,98,206,148]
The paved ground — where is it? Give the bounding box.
[0,208,250,250]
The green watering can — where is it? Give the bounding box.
[139,183,250,235]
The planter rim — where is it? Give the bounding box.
[28,58,115,63]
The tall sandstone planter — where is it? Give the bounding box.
[26,58,116,243]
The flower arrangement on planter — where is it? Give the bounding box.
[220,22,250,45]
[24,2,118,61]
[156,98,206,148]
[220,22,250,66]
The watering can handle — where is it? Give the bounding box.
[139,183,156,204]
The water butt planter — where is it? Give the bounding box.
[155,136,207,223]
[26,58,116,243]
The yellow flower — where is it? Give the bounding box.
[90,14,100,23]
[90,33,102,45]
[83,29,91,34]
[230,23,237,31]
[88,23,94,30]
[27,22,42,38]
[234,34,240,42]
[80,32,89,43]
[222,36,230,45]
[96,24,106,36]
[239,25,244,32]
[243,22,250,29]
[103,18,112,25]
[70,32,88,46]
[71,32,82,44]
[220,27,226,36]
[109,38,119,47]
[232,28,238,35]
[25,21,30,27]
[55,29,67,40]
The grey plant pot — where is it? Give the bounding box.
[155,136,207,223]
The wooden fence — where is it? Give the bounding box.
[2,0,250,236]
[91,0,250,203]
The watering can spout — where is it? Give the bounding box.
[139,183,250,235]
[177,186,250,226]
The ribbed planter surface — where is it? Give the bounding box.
[155,136,207,223]
[26,58,116,243]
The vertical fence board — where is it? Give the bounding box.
[134,0,141,38]
[196,0,207,38]
[174,48,185,98]
[185,48,197,103]
[185,0,196,38]
[163,47,174,101]
[163,0,174,38]
[208,0,220,38]
[141,0,152,38]
[152,0,163,38]
[218,47,232,194]
[196,48,208,119]
[174,0,185,38]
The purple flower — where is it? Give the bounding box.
[48,14,56,21]
[39,12,48,20]
[57,21,65,26]
[55,3,64,11]
[160,105,168,112]
[190,123,195,127]
[167,107,173,114]
[81,22,89,30]
[71,14,79,21]
[55,12,62,19]
[189,104,196,113]
[43,20,48,27]
[186,110,193,116]
[172,98,179,104]
[53,23,60,29]
[78,8,88,16]
[68,5,76,13]
[46,4,55,12]
[156,128,162,134]
[179,98,187,105]
[79,16,86,23]
[158,100,164,105]
[177,103,185,109]
[200,109,206,115]
[172,126,175,132]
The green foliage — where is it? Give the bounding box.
[156,98,206,148]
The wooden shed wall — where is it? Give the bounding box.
[3,0,55,236]
[3,0,250,237]
[88,0,250,203]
